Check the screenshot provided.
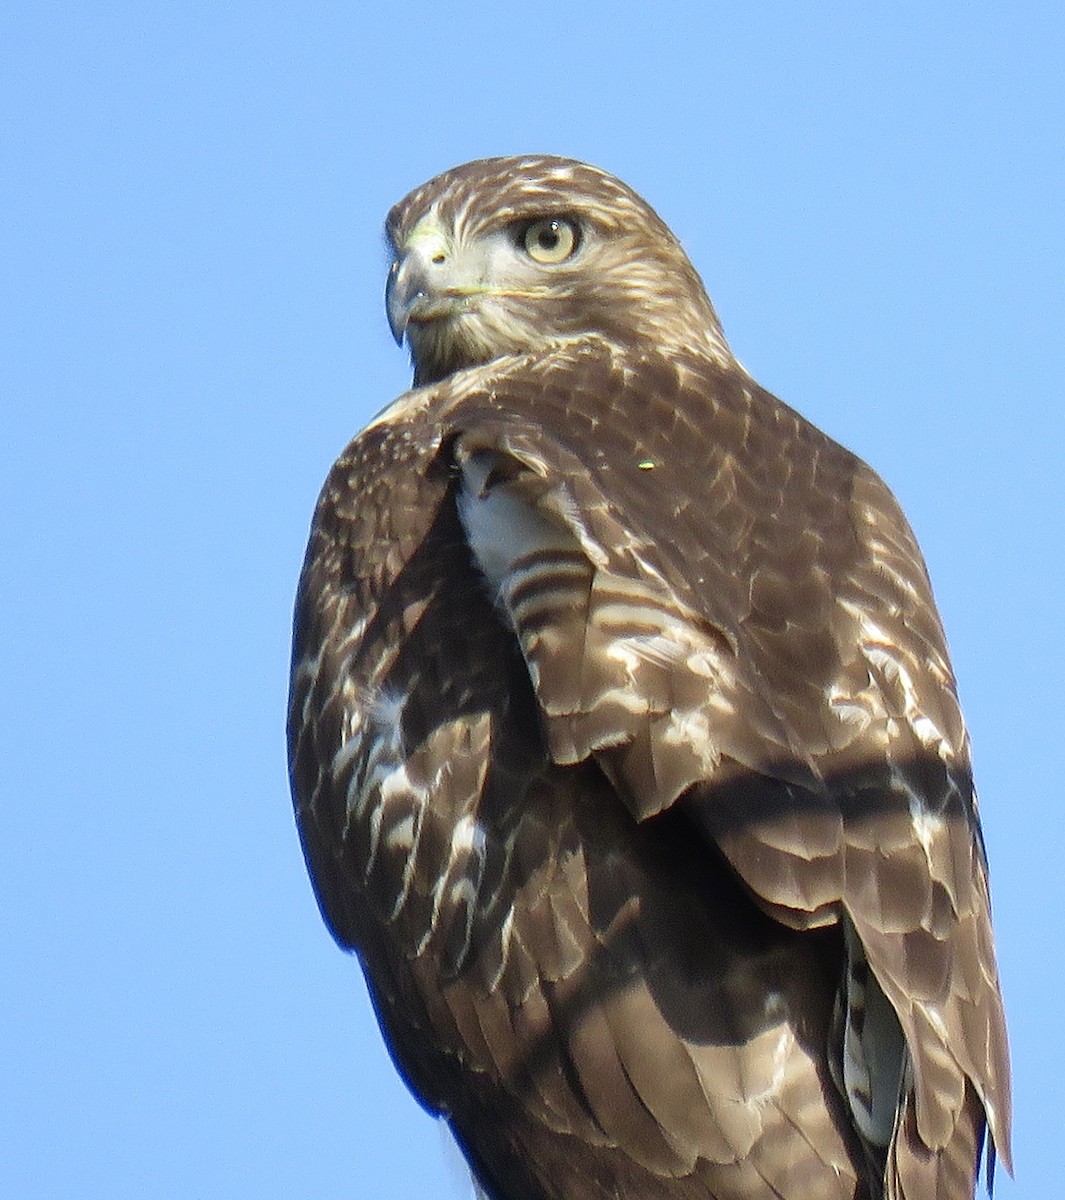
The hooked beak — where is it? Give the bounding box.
[386,218,469,346]
[385,255,419,346]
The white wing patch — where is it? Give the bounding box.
[841,921,906,1149]
[457,450,577,607]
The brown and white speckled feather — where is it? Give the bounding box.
[288,156,1010,1200]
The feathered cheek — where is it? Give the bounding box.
[407,304,507,375]
[461,297,546,358]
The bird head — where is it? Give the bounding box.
[384,155,731,385]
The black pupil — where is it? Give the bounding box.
[538,223,560,250]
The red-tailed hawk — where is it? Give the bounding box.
[288,156,1011,1199]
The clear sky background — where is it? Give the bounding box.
[3,3,1062,1197]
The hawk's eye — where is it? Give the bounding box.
[520,218,579,264]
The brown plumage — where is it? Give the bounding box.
[287,156,1010,1199]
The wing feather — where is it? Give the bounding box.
[441,342,1010,1178]
[289,339,1008,1197]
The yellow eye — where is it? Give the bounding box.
[522,218,578,264]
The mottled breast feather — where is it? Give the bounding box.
[289,158,1009,1200]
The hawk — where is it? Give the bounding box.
[288,156,1011,1200]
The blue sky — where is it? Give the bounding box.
[3,3,1062,1197]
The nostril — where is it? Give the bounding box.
[431,253,446,265]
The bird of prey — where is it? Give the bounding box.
[287,156,1011,1200]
